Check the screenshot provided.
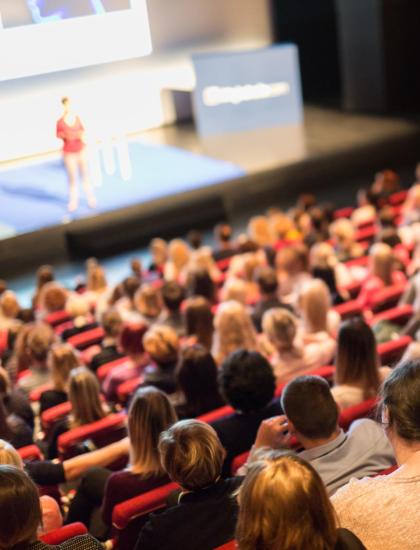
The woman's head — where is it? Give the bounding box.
[309,242,336,270]
[336,318,380,397]
[101,308,123,339]
[36,265,54,290]
[262,308,299,354]
[143,325,179,366]
[159,420,225,491]
[329,218,356,251]
[176,345,221,415]
[186,268,216,302]
[48,343,79,392]
[380,359,420,446]
[248,215,275,247]
[0,465,41,550]
[66,296,90,318]
[236,451,337,550]
[68,367,105,427]
[40,282,68,313]
[184,296,214,350]
[87,264,107,292]
[168,239,190,271]
[27,323,55,364]
[128,387,177,473]
[297,279,331,334]
[134,284,162,319]
[0,440,23,469]
[150,238,168,266]
[221,278,248,305]
[0,291,20,320]
[276,245,308,276]
[213,301,258,363]
[370,243,394,285]
[119,323,148,357]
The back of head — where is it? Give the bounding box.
[159,419,225,491]
[36,265,54,289]
[69,366,104,426]
[128,386,177,472]
[186,268,215,302]
[101,308,123,338]
[66,296,90,318]
[262,308,298,353]
[184,296,213,349]
[27,323,55,363]
[281,376,338,440]
[161,281,185,312]
[0,440,23,468]
[135,284,162,318]
[219,349,275,413]
[88,265,107,291]
[168,239,190,269]
[123,276,141,301]
[214,301,258,361]
[256,266,278,295]
[41,282,68,313]
[49,343,79,392]
[150,238,168,265]
[214,223,232,244]
[336,317,380,396]
[236,451,337,550]
[248,216,275,247]
[370,242,393,285]
[0,465,41,550]
[0,291,20,319]
[380,359,420,444]
[143,325,179,365]
[119,323,147,356]
[298,279,331,333]
[187,229,203,250]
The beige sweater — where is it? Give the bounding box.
[332,471,420,550]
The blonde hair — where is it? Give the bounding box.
[248,216,275,246]
[48,344,79,392]
[150,238,168,265]
[128,387,177,474]
[66,296,90,318]
[143,325,179,364]
[298,279,331,334]
[159,420,225,491]
[309,242,337,270]
[213,301,258,364]
[270,212,295,240]
[262,308,301,356]
[0,291,19,319]
[276,245,308,275]
[370,242,393,285]
[221,278,248,305]
[0,440,23,469]
[68,367,106,427]
[236,451,337,550]
[87,265,107,292]
[168,239,190,272]
[134,284,162,319]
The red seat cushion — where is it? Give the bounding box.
[338,398,378,431]
[40,523,87,544]
[370,304,414,327]
[97,356,130,383]
[18,445,42,461]
[197,405,235,424]
[67,326,105,350]
[377,335,412,366]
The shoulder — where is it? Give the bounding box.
[60,534,103,549]
[332,475,386,509]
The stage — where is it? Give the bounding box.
[1,105,420,276]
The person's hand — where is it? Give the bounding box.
[254,415,291,450]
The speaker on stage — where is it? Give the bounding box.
[335,0,420,113]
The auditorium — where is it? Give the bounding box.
[0,1,420,549]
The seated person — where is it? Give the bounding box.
[135,420,242,550]
[249,375,395,495]
[0,367,34,430]
[212,223,236,262]
[251,266,293,332]
[0,396,33,449]
[332,359,420,550]
[0,465,102,550]
[61,297,98,341]
[329,218,364,263]
[142,325,180,395]
[18,323,56,395]
[90,309,124,373]
[211,349,282,477]
[40,343,79,414]
[236,450,365,550]
[157,282,186,337]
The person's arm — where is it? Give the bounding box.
[63,437,129,481]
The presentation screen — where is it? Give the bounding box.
[0,0,152,80]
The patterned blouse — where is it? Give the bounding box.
[30,535,102,550]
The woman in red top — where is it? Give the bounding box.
[56,97,96,212]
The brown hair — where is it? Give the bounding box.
[0,291,20,319]
[87,265,107,292]
[370,243,393,286]
[68,367,106,427]
[48,343,79,392]
[128,387,177,475]
[159,420,225,491]
[143,325,179,365]
[335,318,380,399]
[134,284,162,319]
[27,323,55,363]
[262,308,302,357]
[0,465,41,550]
[236,451,337,550]
[40,282,68,313]
[184,296,214,351]
[0,368,11,396]
[298,279,331,334]
[101,308,123,338]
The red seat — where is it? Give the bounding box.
[197,405,235,424]
[333,300,363,320]
[340,281,362,299]
[344,256,369,269]
[389,190,408,206]
[377,335,412,366]
[376,464,398,476]
[41,401,72,432]
[112,482,179,550]
[40,523,87,544]
[116,376,144,405]
[231,451,250,475]
[370,304,414,327]
[45,310,72,328]
[215,542,236,550]
[29,383,53,403]
[18,445,42,462]
[333,207,354,219]
[338,398,378,431]
[369,283,407,314]
[216,257,233,272]
[355,226,377,243]
[0,329,8,355]
[67,326,105,351]
[58,412,127,460]
[97,356,130,383]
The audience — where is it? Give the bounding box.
[142,325,180,394]
[158,281,186,336]
[40,343,79,413]
[18,323,56,394]
[251,266,292,332]
[183,296,214,350]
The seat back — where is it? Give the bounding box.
[370,304,414,327]
[40,523,87,544]
[45,310,72,328]
[67,326,105,350]
[97,356,130,383]
[18,445,42,462]
[29,383,53,403]
[197,405,235,424]
[57,412,127,460]
[377,335,412,366]
[41,401,72,432]
[112,482,179,550]
[333,300,363,320]
[370,283,407,314]
[116,376,144,405]
[338,398,378,431]
[215,542,236,550]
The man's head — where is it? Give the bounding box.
[281,376,338,441]
[159,419,225,491]
[255,266,278,296]
[219,350,275,413]
[214,223,232,245]
[161,282,185,313]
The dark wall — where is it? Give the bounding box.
[271,0,341,101]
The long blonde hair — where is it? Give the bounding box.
[0,440,22,469]
[262,308,302,357]
[298,279,331,334]
[48,344,79,392]
[128,387,177,475]
[68,367,106,428]
[370,243,393,285]
[236,451,338,550]
[213,301,258,364]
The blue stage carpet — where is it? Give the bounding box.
[0,142,245,237]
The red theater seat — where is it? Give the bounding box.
[333,207,354,219]
[355,226,377,243]
[344,256,369,269]
[40,523,87,544]
[116,376,144,405]
[18,444,42,462]
[45,310,72,328]
[67,326,105,351]
[41,401,72,432]
[389,190,408,206]
[333,300,363,320]
[97,356,130,383]
[377,335,412,366]
[215,542,236,550]
[29,383,53,403]
[370,304,414,327]
[338,398,378,431]
[197,405,235,424]
[369,283,407,314]
[58,412,127,460]
[112,482,179,550]
[231,451,250,475]
[0,329,8,354]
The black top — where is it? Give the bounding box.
[25,460,66,486]
[39,389,68,415]
[29,535,102,550]
[251,297,293,333]
[158,311,186,337]
[135,477,242,550]
[143,362,177,394]
[89,344,124,373]
[45,417,70,459]
[212,248,237,262]
[336,528,366,549]
[3,413,33,449]
[211,399,283,477]
[61,322,98,342]
[3,389,35,430]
